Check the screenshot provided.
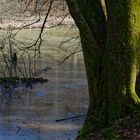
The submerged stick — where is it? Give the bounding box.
[56,114,86,122]
[16,126,21,133]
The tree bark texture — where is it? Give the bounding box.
[66,0,140,139]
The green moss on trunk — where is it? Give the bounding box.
[66,0,140,139]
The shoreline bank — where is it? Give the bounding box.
[0,17,75,29]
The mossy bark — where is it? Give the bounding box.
[66,0,140,139]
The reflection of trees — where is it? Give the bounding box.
[0,0,80,65]
[0,0,82,104]
[0,32,44,78]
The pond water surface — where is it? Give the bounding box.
[0,63,88,140]
[0,27,89,140]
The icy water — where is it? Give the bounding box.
[0,27,89,140]
[0,62,88,140]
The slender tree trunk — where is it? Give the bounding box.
[66,0,140,139]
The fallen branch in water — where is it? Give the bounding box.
[0,77,48,85]
[16,126,21,133]
[56,114,86,122]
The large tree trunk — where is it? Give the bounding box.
[66,0,140,139]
